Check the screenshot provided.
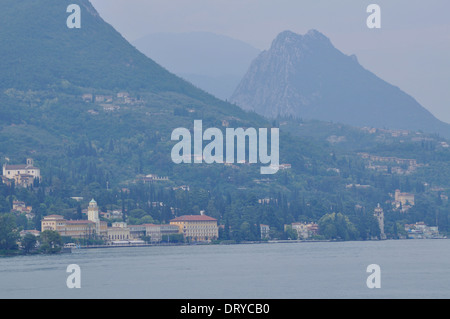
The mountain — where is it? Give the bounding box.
[0,0,217,101]
[1,2,450,240]
[230,30,450,138]
[132,32,261,100]
[0,0,348,229]
[0,0,268,185]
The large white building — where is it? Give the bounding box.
[2,158,41,187]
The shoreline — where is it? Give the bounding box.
[77,239,333,250]
[73,237,447,251]
[2,237,447,257]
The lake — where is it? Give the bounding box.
[0,240,449,299]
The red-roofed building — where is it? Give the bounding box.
[170,214,218,242]
[170,215,218,222]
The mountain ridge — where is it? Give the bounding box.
[230,29,450,138]
[0,0,211,101]
[132,31,261,100]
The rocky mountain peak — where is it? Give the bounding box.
[271,29,333,53]
[230,30,450,137]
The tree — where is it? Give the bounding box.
[318,213,358,241]
[354,209,381,240]
[0,213,20,252]
[162,233,184,243]
[76,203,82,220]
[284,225,298,240]
[39,230,63,254]
[21,233,37,254]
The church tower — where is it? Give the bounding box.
[88,199,99,222]
[26,158,34,167]
[374,204,386,240]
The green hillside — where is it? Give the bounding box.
[0,0,449,248]
[1,0,183,92]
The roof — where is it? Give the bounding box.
[4,164,26,170]
[20,230,40,235]
[65,220,95,225]
[4,164,38,170]
[44,214,64,220]
[170,215,217,222]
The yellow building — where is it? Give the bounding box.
[394,189,415,213]
[395,189,415,206]
[41,215,96,239]
[60,220,96,238]
[41,215,66,232]
[170,214,218,242]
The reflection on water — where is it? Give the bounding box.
[1,240,449,299]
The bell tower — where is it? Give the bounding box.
[88,199,101,235]
[88,199,99,222]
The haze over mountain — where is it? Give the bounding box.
[0,0,218,102]
[133,32,260,100]
[231,30,450,138]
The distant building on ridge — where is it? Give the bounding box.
[2,158,41,187]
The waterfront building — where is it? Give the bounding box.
[87,199,107,236]
[41,215,96,239]
[290,223,309,239]
[60,220,96,238]
[404,222,442,239]
[170,214,219,242]
[143,224,180,243]
[260,224,270,239]
[41,215,66,232]
[128,224,146,239]
[40,200,107,240]
[107,222,131,241]
[286,222,319,239]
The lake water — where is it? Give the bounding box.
[0,240,449,299]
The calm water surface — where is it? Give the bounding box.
[1,240,449,299]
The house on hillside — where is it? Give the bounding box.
[2,158,41,187]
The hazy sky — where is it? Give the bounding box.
[90,0,450,124]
